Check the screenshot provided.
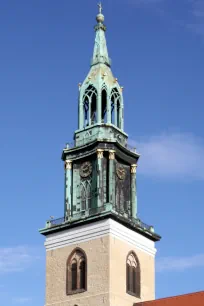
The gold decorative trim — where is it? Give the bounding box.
[97,149,104,159]
[109,150,116,160]
[131,164,137,174]
[64,160,72,170]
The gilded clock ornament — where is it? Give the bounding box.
[116,165,126,180]
[80,161,92,178]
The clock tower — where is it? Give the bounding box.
[40,4,161,306]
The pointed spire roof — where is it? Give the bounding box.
[76,4,126,139]
[91,3,111,67]
[80,3,122,92]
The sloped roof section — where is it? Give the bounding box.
[135,291,204,306]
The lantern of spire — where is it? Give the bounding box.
[77,3,125,139]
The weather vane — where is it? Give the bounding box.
[98,2,102,14]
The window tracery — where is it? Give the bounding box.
[101,84,107,123]
[83,86,97,127]
[111,88,121,128]
[80,179,92,210]
[126,251,140,297]
[67,249,87,295]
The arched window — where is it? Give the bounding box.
[81,184,86,211]
[67,248,87,295]
[91,92,97,124]
[71,259,77,290]
[126,252,140,297]
[83,98,89,127]
[79,259,86,289]
[111,88,121,128]
[80,179,92,211]
[101,86,107,123]
[83,86,97,127]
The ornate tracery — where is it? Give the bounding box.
[126,252,140,297]
[80,179,92,210]
[83,85,97,127]
[67,248,87,295]
[111,88,121,128]
[101,83,108,123]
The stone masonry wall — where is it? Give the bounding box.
[45,232,155,306]
[45,235,110,306]
[109,235,155,306]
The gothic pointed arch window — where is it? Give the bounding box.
[101,84,107,123]
[83,85,97,127]
[80,179,92,210]
[81,183,86,211]
[67,248,87,295]
[111,88,121,128]
[71,259,77,290]
[126,251,140,297]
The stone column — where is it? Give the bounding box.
[107,94,111,124]
[96,149,104,208]
[114,101,118,127]
[120,105,124,130]
[64,160,72,219]
[131,164,137,218]
[109,150,116,209]
[88,97,91,126]
[120,90,124,131]
[97,92,102,124]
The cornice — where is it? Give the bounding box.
[44,218,157,257]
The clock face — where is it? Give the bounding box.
[80,161,92,178]
[116,165,126,180]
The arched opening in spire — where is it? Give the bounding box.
[83,98,89,128]
[111,88,121,128]
[101,86,107,123]
[83,86,97,127]
[91,93,97,125]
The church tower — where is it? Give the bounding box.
[40,4,161,306]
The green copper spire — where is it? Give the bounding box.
[91,3,111,67]
[75,3,126,147]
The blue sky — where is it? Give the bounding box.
[0,0,204,305]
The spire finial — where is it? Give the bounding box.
[96,2,104,23]
[98,2,102,14]
[92,2,110,66]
